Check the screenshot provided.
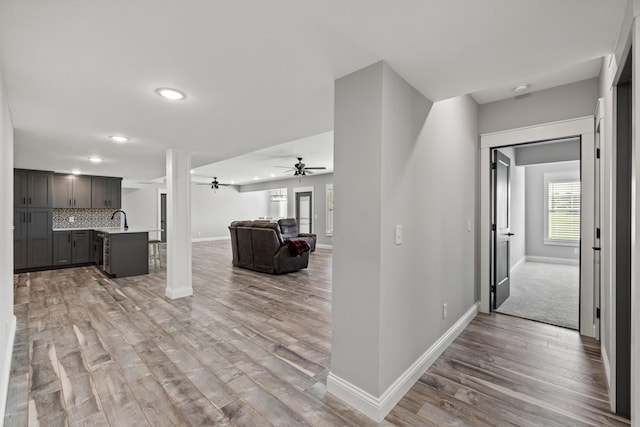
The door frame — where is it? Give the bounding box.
[480,116,596,338]
[293,186,314,233]
[157,188,167,242]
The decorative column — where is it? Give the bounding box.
[165,148,193,299]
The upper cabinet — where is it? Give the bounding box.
[53,174,92,208]
[91,177,122,209]
[14,169,53,208]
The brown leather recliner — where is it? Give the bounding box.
[277,218,317,252]
[228,220,309,274]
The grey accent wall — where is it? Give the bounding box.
[515,139,581,166]
[0,66,15,421]
[479,78,600,134]
[524,161,580,260]
[240,173,334,246]
[332,61,477,398]
[496,147,526,269]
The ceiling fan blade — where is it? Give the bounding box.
[304,166,326,170]
[275,166,294,169]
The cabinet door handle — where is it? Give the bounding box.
[28,197,32,204]
[73,199,76,206]
[69,199,72,207]
[23,212,26,223]
[73,240,76,247]
[23,197,26,204]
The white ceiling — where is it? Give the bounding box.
[0,0,627,185]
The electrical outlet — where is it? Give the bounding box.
[443,303,448,319]
[395,225,403,245]
[467,219,472,232]
[69,216,75,223]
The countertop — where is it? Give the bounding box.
[53,227,161,234]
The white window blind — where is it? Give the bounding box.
[547,180,580,241]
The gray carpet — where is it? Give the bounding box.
[496,261,579,330]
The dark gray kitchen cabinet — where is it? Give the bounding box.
[26,208,52,268]
[14,207,52,270]
[53,231,72,265]
[72,231,91,263]
[53,174,92,208]
[14,169,53,208]
[53,230,91,265]
[92,177,122,209]
[14,208,28,269]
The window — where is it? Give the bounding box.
[544,172,580,245]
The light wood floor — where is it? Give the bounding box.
[5,240,628,426]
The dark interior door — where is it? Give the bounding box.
[160,193,167,242]
[296,192,312,234]
[493,150,511,310]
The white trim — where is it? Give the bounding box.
[602,342,615,411]
[510,256,526,274]
[525,255,579,266]
[481,116,594,148]
[165,287,194,299]
[480,116,596,338]
[191,236,229,242]
[0,315,16,422]
[327,302,479,422]
[316,243,333,249]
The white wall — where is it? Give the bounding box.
[479,78,600,134]
[331,61,477,418]
[524,161,581,261]
[496,147,526,269]
[240,173,334,246]
[0,66,16,422]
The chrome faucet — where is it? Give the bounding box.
[111,209,129,229]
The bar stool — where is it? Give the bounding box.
[149,239,162,267]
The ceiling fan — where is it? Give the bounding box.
[197,177,229,190]
[277,157,326,176]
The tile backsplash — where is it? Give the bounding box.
[53,209,122,229]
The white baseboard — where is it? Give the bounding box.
[165,287,193,299]
[601,344,615,412]
[0,315,16,422]
[525,255,579,266]
[510,256,526,274]
[191,236,230,242]
[327,302,480,422]
[316,244,333,249]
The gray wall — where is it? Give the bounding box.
[525,161,580,260]
[496,147,526,269]
[0,66,15,420]
[122,183,271,240]
[332,61,477,397]
[240,173,334,246]
[479,78,600,134]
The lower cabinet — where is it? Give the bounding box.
[14,208,52,270]
[53,230,91,266]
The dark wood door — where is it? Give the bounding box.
[14,170,28,208]
[53,174,73,208]
[108,178,122,209]
[161,193,167,242]
[28,171,52,208]
[73,176,93,208]
[14,208,28,269]
[72,231,91,263]
[296,191,312,234]
[53,231,72,265]
[493,151,512,310]
[92,177,108,208]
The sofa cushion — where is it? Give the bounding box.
[278,218,299,240]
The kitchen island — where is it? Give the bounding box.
[94,227,161,278]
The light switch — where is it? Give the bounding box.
[467,219,471,232]
[395,225,403,245]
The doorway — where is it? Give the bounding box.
[160,193,167,242]
[295,191,312,233]
[490,140,582,330]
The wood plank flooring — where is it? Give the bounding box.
[5,240,628,426]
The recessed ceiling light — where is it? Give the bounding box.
[109,135,129,143]
[270,173,275,178]
[89,156,102,163]
[514,84,530,94]
[155,87,186,100]
[190,170,194,174]
[230,181,235,184]
[71,169,81,175]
